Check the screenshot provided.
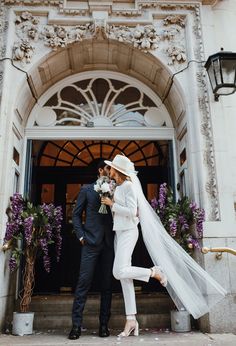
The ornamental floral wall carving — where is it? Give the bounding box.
[13,39,34,63]
[13,11,187,63]
[108,24,159,51]
[166,46,187,64]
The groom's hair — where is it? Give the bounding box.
[97,159,106,172]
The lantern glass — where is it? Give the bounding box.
[205,51,236,100]
[220,59,236,94]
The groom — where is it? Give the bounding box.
[68,160,114,340]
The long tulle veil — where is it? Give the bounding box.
[130,173,226,319]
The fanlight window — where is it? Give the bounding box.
[35,77,171,127]
[37,140,169,167]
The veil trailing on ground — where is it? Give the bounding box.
[130,173,227,319]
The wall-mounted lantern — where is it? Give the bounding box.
[204,50,236,101]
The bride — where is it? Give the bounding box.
[101,154,226,337]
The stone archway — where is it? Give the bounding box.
[16,39,185,128]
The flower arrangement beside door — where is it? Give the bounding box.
[151,183,205,255]
[3,193,63,314]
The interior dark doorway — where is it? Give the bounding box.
[29,139,174,295]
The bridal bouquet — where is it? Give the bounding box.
[94,176,116,214]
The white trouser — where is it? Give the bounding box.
[113,227,151,315]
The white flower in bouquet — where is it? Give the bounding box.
[101,182,110,193]
[94,176,116,214]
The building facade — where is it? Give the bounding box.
[0,0,235,333]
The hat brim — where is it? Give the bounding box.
[104,160,133,177]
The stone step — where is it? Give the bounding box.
[19,293,175,330]
[29,292,174,314]
[33,312,170,330]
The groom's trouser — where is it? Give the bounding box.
[113,227,151,315]
[72,241,114,327]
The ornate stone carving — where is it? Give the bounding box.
[163,15,186,28]
[41,25,68,49]
[15,11,39,41]
[41,24,92,49]
[166,46,187,64]
[197,73,220,221]
[14,12,160,53]
[162,27,180,41]
[92,19,108,40]
[13,39,34,63]
[0,5,8,103]
[108,24,159,51]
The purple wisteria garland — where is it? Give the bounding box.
[151,183,205,255]
[4,193,63,273]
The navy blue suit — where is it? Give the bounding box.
[72,183,114,328]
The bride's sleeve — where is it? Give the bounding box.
[112,182,137,218]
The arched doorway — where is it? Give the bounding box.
[18,43,185,297]
[32,139,173,294]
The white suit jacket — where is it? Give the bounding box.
[112,180,139,231]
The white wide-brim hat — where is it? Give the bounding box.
[105,154,137,177]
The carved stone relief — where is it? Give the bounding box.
[13,10,187,63]
[0,5,7,102]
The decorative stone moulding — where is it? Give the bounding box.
[13,11,187,61]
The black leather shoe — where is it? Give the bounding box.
[99,324,110,337]
[68,326,81,340]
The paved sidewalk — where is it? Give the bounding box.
[0,329,236,346]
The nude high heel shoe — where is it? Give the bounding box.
[117,320,139,337]
[151,265,168,287]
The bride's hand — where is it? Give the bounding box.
[101,196,113,207]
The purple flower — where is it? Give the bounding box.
[178,214,189,231]
[151,198,158,209]
[5,193,63,273]
[190,202,197,212]
[195,208,205,236]
[169,218,177,237]
[4,193,24,243]
[24,216,34,245]
[9,256,17,272]
[39,238,50,273]
[158,183,167,210]
[188,237,201,249]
